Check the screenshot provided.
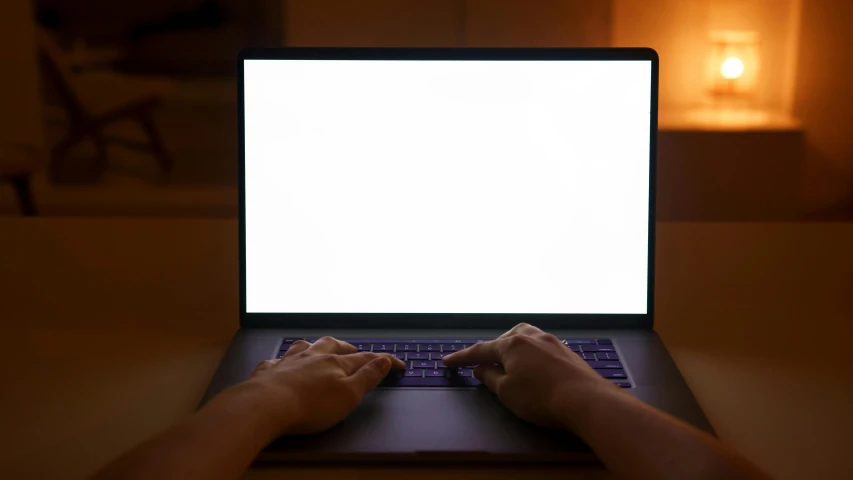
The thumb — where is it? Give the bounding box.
[348,356,392,396]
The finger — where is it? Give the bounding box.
[442,340,503,367]
[307,336,358,355]
[473,364,506,392]
[251,359,278,377]
[338,352,406,374]
[498,322,542,339]
[283,340,311,358]
[347,356,393,396]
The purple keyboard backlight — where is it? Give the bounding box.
[275,338,632,388]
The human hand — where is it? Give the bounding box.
[442,323,619,429]
[244,337,406,436]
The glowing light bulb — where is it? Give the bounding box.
[721,57,745,80]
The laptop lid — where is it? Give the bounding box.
[239,48,658,330]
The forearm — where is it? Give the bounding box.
[91,382,289,480]
[559,385,771,480]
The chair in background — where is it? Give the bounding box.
[0,144,41,216]
[36,28,177,178]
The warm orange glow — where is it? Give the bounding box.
[720,57,745,80]
[707,31,760,96]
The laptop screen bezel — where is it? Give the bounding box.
[239,47,658,330]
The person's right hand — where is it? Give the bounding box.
[442,323,620,429]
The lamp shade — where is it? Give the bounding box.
[707,31,760,97]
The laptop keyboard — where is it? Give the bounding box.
[275,338,632,388]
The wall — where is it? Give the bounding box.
[285,0,462,47]
[793,0,853,214]
[284,0,611,47]
[464,0,611,47]
[0,0,43,148]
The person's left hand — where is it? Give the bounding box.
[242,337,406,436]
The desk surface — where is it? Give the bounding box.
[1,219,851,480]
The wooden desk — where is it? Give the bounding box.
[1,219,851,479]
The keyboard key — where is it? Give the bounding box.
[404,369,423,377]
[568,345,580,352]
[378,368,478,387]
[373,343,395,352]
[595,369,627,379]
[394,377,452,387]
[435,362,448,368]
[279,344,290,351]
[597,352,620,361]
[379,371,409,386]
[454,368,473,377]
[282,338,299,344]
[579,352,597,360]
[441,344,463,352]
[392,353,406,360]
[275,351,284,359]
[419,344,438,352]
[586,361,623,369]
[395,344,416,351]
[354,343,371,352]
[614,382,632,388]
[412,360,434,369]
[407,352,430,360]
[580,345,615,352]
[430,352,450,360]
[597,339,613,345]
[563,339,597,344]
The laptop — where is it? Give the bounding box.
[200,47,713,461]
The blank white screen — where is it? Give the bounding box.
[244,59,651,314]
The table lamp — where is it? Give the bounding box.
[707,30,760,98]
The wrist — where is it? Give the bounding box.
[549,377,622,433]
[214,380,302,441]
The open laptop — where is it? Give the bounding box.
[200,47,713,461]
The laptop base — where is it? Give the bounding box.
[201,328,712,461]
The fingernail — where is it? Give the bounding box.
[379,357,391,371]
